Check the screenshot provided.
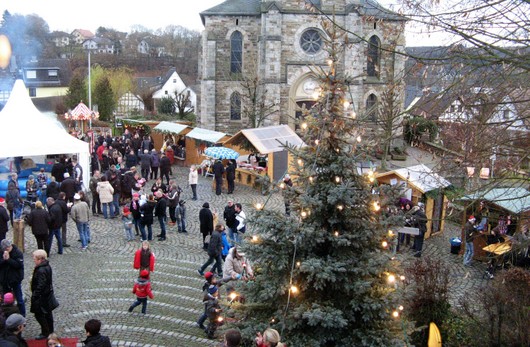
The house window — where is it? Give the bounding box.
[300,29,322,54]
[503,109,510,119]
[48,70,58,77]
[173,79,177,83]
[165,90,168,95]
[367,35,381,78]
[26,70,37,79]
[230,31,243,74]
[457,105,463,112]
[230,92,241,120]
[366,94,378,122]
[29,88,36,97]
[450,105,456,113]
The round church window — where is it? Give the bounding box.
[300,29,322,54]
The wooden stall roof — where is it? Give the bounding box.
[376,164,451,194]
[152,121,191,135]
[186,127,228,144]
[224,125,305,154]
[459,187,530,214]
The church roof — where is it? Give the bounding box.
[200,0,404,25]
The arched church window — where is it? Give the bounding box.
[366,93,378,122]
[300,29,322,54]
[230,92,241,120]
[231,31,243,73]
[367,35,381,78]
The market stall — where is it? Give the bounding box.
[152,121,192,163]
[184,127,231,166]
[458,187,530,261]
[223,125,306,188]
[376,164,452,238]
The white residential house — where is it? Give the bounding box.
[71,29,94,45]
[152,69,196,113]
[116,92,145,117]
[82,37,114,54]
[50,31,71,47]
[137,37,166,57]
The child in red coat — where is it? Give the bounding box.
[128,270,154,314]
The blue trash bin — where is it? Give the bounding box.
[450,237,462,254]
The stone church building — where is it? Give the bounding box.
[199,0,406,134]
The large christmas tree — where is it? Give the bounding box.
[232,22,401,347]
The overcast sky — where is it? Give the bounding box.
[0,0,441,46]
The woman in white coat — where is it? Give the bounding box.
[96,176,114,219]
[188,165,198,200]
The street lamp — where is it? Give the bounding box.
[87,47,92,128]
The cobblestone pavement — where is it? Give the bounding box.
[15,166,489,346]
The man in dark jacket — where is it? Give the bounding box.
[150,149,160,180]
[159,153,171,185]
[55,193,70,248]
[83,319,111,347]
[0,240,25,317]
[223,200,237,245]
[199,202,214,250]
[6,174,21,227]
[139,149,152,181]
[213,160,225,196]
[3,313,28,346]
[59,173,76,203]
[31,249,57,340]
[107,166,121,217]
[47,198,63,255]
[411,203,428,258]
[0,198,10,241]
[154,190,168,241]
[89,170,102,216]
[225,160,236,194]
[50,159,65,183]
[198,224,224,276]
[45,176,60,201]
[27,201,52,255]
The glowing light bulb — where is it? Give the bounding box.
[356,135,362,143]
[327,59,333,66]
[400,275,406,281]
[255,203,263,210]
[301,122,308,130]
[280,182,285,189]
[337,205,344,211]
[314,139,319,145]
[382,241,388,248]
[312,91,319,100]
[309,176,314,183]
[229,292,238,301]
[343,101,350,109]
[335,176,341,183]
[297,159,303,166]
[351,111,356,119]
[271,318,275,323]
[334,231,339,237]
[296,261,301,267]
[392,311,399,318]
[218,316,224,322]
[388,274,396,283]
[369,177,374,183]
[301,211,307,218]
[373,201,381,211]
[388,230,394,236]
[368,170,374,176]
[290,285,298,294]
[252,235,259,242]
[398,305,404,311]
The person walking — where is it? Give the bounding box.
[133,241,156,278]
[154,190,168,241]
[83,319,111,347]
[233,203,246,244]
[226,160,236,194]
[198,224,224,277]
[0,239,26,317]
[463,215,477,266]
[70,193,90,250]
[30,249,59,340]
[26,201,52,254]
[139,194,156,241]
[199,202,214,250]
[213,160,225,196]
[159,153,171,186]
[54,193,70,248]
[97,176,114,219]
[128,270,154,314]
[189,165,198,200]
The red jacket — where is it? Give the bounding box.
[132,279,154,299]
[133,249,155,272]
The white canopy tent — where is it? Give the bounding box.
[0,80,90,185]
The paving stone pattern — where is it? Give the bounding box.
[16,166,490,346]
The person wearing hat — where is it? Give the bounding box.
[1,292,20,319]
[128,269,154,314]
[199,202,214,250]
[411,202,428,257]
[25,175,38,203]
[0,239,25,317]
[3,313,27,345]
[196,271,220,330]
[204,283,222,339]
[59,172,76,203]
[70,193,90,250]
[0,197,10,241]
[30,249,58,340]
[464,215,477,266]
[27,200,53,254]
